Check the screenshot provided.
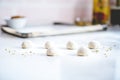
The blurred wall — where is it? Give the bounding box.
[110,0,117,7]
[0,0,93,25]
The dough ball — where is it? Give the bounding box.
[88,40,101,49]
[66,41,77,50]
[46,48,57,56]
[77,46,91,56]
[45,41,54,49]
[21,40,34,49]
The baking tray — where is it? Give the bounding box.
[1,25,107,38]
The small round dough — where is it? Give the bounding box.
[46,48,56,56]
[66,41,77,50]
[77,47,90,56]
[45,41,54,49]
[21,40,34,49]
[88,40,101,49]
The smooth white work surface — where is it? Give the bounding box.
[0,26,120,80]
[0,50,115,80]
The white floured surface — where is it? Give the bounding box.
[0,26,120,80]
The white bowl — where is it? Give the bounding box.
[5,18,27,29]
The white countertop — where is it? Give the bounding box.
[0,25,120,80]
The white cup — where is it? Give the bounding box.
[5,18,27,29]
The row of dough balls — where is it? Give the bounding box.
[21,40,101,56]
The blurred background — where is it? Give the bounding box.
[0,0,120,26]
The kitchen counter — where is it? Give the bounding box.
[0,25,120,80]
